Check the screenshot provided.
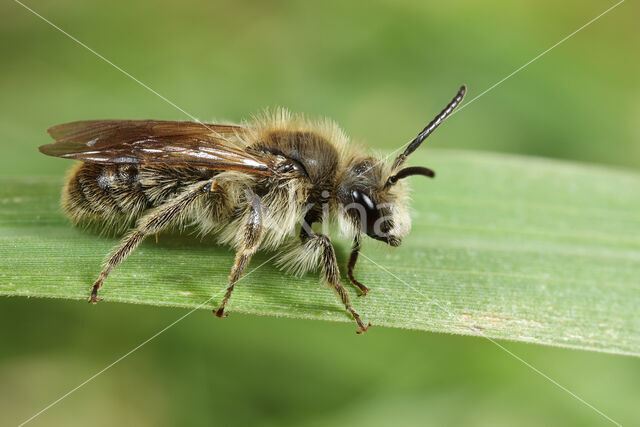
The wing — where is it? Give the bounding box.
[40,120,276,176]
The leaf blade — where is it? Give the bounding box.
[1,149,639,356]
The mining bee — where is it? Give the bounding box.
[40,86,466,333]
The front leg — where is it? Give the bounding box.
[347,235,369,296]
[215,192,263,317]
[300,228,370,334]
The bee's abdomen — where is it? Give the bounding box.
[63,163,149,226]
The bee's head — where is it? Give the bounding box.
[337,159,410,246]
[336,85,466,246]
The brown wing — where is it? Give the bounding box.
[40,120,276,176]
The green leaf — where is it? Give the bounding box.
[1,149,638,356]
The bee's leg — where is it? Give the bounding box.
[89,180,213,303]
[347,235,369,296]
[215,192,263,318]
[301,231,370,334]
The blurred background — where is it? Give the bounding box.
[1,0,639,425]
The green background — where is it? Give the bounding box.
[1,0,639,426]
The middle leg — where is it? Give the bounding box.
[215,192,264,317]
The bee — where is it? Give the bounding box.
[39,86,466,333]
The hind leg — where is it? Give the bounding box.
[89,180,213,302]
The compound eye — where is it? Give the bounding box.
[351,190,374,211]
[351,190,380,233]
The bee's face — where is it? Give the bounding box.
[332,86,464,246]
[337,158,411,246]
